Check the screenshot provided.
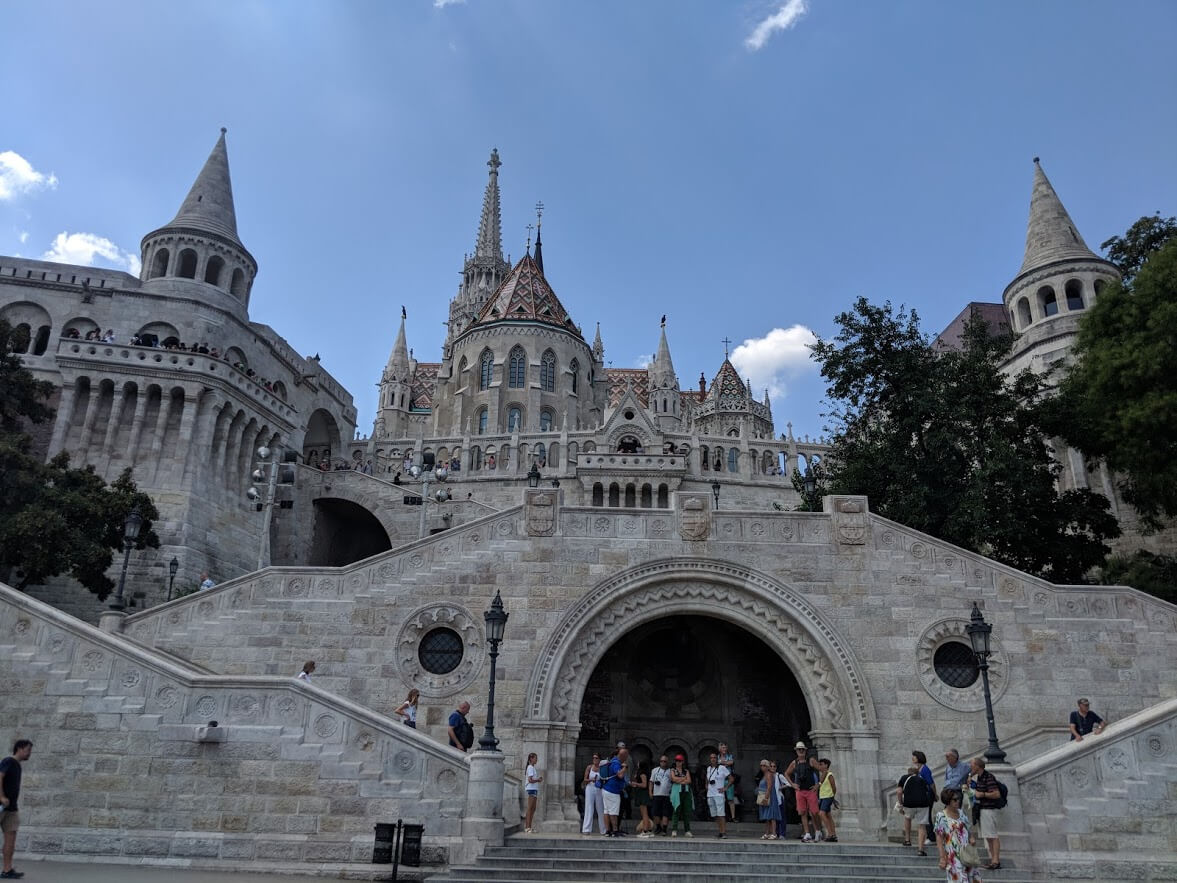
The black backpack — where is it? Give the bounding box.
[993,778,1008,809]
[456,717,474,750]
[902,774,931,808]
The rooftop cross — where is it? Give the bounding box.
[722,336,732,358]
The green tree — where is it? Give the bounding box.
[1048,238,1177,530]
[1100,550,1177,605]
[812,299,1118,583]
[0,320,160,598]
[1099,213,1177,282]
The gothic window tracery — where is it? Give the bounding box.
[479,350,494,390]
[508,346,527,388]
[540,350,556,392]
[570,359,579,394]
[477,407,488,435]
[508,406,522,432]
[540,409,553,432]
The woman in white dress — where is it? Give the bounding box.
[581,753,606,834]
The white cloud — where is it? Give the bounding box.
[42,232,141,277]
[633,353,653,369]
[0,150,58,201]
[745,0,808,51]
[433,0,465,7]
[729,324,818,400]
[18,231,29,244]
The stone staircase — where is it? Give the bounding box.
[425,833,1039,882]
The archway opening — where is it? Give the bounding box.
[575,614,812,823]
[308,498,392,566]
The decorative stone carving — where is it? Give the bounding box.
[678,496,710,541]
[314,713,339,738]
[81,649,105,672]
[832,497,867,545]
[275,695,300,719]
[376,561,398,583]
[1145,732,1167,757]
[14,619,30,634]
[285,577,307,597]
[121,669,142,689]
[197,600,214,618]
[393,749,415,772]
[526,559,874,732]
[915,617,1009,712]
[910,542,928,560]
[154,685,179,708]
[525,490,558,537]
[437,768,459,794]
[232,694,260,716]
[355,731,376,751]
[395,603,485,695]
[194,695,217,718]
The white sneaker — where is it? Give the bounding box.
[815,831,824,842]
[802,833,813,843]
[671,831,678,837]
[685,831,693,838]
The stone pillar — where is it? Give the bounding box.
[98,610,126,634]
[987,762,1030,859]
[521,720,581,827]
[126,386,152,466]
[47,382,76,457]
[454,750,506,866]
[809,727,882,842]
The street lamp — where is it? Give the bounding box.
[527,462,541,488]
[110,507,143,611]
[711,479,721,510]
[248,445,281,570]
[478,591,509,751]
[966,602,1007,763]
[802,471,818,510]
[167,556,179,602]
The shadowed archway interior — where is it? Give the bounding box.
[308,498,392,566]
[576,614,811,815]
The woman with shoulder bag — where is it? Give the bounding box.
[756,759,782,839]
[934,787,982,882]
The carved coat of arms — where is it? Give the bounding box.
[835,498,867,545]
[679,496,710,541]
[527,491,557,537]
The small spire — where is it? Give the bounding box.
[1017,157,1099,277]
[167,129,242,244]
[387,311,410,374]
[474,149,504,260]
[525,223,533,256]
[534,201,545,275]
[592,322,605,360]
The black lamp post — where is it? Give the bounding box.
[966,602,1007,763]
[167,556,179,602]
[802,472,818,510]
[110,507,143,612]
[527,462,541,488]
[711,479,721,510]
[478,591,509,751]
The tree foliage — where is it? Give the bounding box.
[1047,237,1177,530]
[0,320,159,598]
[1099,213,1177,282]
[812,298,1119,583]
[1100,550,1177,606]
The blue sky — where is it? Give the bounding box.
[2,0,1175,440]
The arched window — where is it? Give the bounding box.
[1038,285,1058,317]
[1016,297,1032,329]
[540,349,556,392]
[457,355,467,378]
[508,406,522,432]
[714,446,724,471]
[728,448,739,473]
[700,445,710,470]
[471,446,482,470]
[479,350,494,390]
[150,248,169,279]
[608,483,620,507]
[178,249,198,278]
[508,346,527,388]
[204,255,225,286]
[657,484,669,508]
[539,409,553,432]
[569,358,579,394]
[592,483,604,506]
[477,407,488,435]
[32,325,50,355]
[548,442,560,467]
[624,484,637,507]
[11,323,31,353]
[640,484,653,508]
[1093,279,1106,298]
[1065,279,1084,311]
[230,267,246,296]
[535,442,546,467]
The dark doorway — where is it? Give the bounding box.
[576,614,811,822]
[308,498,392,566]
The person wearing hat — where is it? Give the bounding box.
[649,754,673,836]
[786,741,821,842]
[668,754,694,837]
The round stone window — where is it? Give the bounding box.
[419,628,464,674]
[933,640,979,688]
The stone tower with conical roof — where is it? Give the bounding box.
[1002,158,1119,377]
[377,311,415,438]
[139,129,258,317]
[446,150,512,348]
[647,319,682,431]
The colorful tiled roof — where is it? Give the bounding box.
[708,359,748,402]
[469,255,581,336]
[606,368,650,407]
[410,363,440,411]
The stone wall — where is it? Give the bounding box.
[0,583,519,873]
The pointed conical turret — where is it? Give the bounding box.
[386,312,410,377]
[168,128,242,244]
[648,319,681,430]
[650,322,677,389]
[533,220,544,276]
[474,149,504,260]
[1017,158,1099,276]
[592,322,605,361]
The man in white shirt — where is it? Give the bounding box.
[705,752,731,839]
[649,755,673,836]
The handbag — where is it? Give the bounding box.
[958,843,983,868]
[756,786,770,806]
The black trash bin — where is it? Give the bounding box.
[400,824,424,867]
[373,822,395,864]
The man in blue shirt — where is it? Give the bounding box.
[1,739,33,880]
[1069,698,1106,742]
[601,747,629,837]
[942,748,969,789]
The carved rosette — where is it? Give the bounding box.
[916,618,1009,712]
[395,603,485,695]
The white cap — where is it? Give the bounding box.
[795,741,807,749]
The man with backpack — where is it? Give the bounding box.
[968,756,1006,870]
[447,701,474,752]
[786,741,821,842]
[897,764,934,855]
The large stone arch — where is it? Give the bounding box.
[525,557,876,733]
[522,557,883,836]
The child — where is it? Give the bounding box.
[817,757,838,843]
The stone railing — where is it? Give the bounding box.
[574,452,687,471]
[1015,698,1177,881]
[0,582,520,871]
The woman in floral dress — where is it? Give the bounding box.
[934,787,982,882]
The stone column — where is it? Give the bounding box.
[102,384,131,455]
[809,727,882,842]
[47,382,77,457]
[126,386,152,466]
[521,720,581,827]
[454,750,506,866]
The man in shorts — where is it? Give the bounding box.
[1,739,33,880]
[705,752,731,838]
[786,741,820,842]
[649,754,673,835]
[601,747,629,836]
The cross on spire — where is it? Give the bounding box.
[525,223,534,253]
[722,336,732,358]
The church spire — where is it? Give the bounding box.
[533,200,545,276]
[387,308,410,375]
[592,322,605,361]
[1017,157,1099,277]
[167,128,242,244]
[650,317,677,388]
[474,149,504,260]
